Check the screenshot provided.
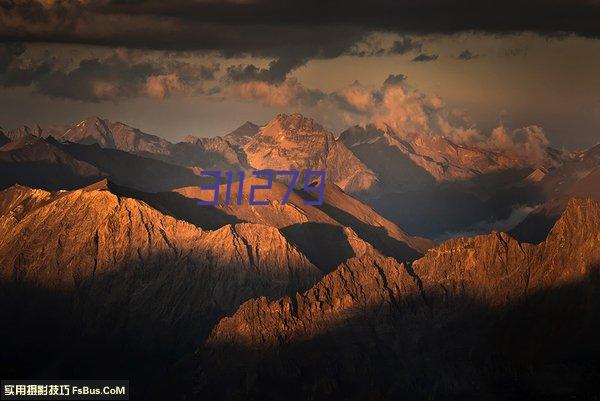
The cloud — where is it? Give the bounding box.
[332,81,375,112]
[347,34,422,57]
[389,37,423,55]
[0,44,219,101]
[225,53,309,84]
[1,1,597,86]
[220,72,553,167]
[489,125,551,165]
[224,78,325,107]
[502,46,528,57]
[457,49,478,60]
[411,53,439,62]
[145,74,186,99]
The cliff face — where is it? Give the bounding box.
[196,197,600,400]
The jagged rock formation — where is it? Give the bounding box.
[4,124,63,142]
[195,197,600,400]
[206,244,419,349]
[243,114,378,194]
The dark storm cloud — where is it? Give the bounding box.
[457,49,478,60]
[389,37,423,55]
[35,55,158,101]
[1,0,599,84]
[347,36,422,57]
[225,48,317,83]
[0,44,220,101]
[3,0,599,48]
[411,53,439,62]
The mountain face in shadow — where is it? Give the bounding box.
[0,136,207,193]
[0,135,104,190]
[55,141,207,192]
[195,198,600,401]
[6,116,246,171]
[224,121,261,147]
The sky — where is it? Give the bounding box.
[0,0,599,150]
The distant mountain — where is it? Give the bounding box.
[336,123,576,238]
[537,143,600,199]
[2,114,593,240]
[0,135,207,193]
[339,123,566,191]
[511,145,600,243]
[0,135,103,190]
[197,197,600,400]
[176,135,245,170]
[243,114,379,193]
[4,124,62,141]
[5,117,246,171]
[58,116,173,155]
[55,141,206,192]
[224,121,261,147]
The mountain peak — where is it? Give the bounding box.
[262,113,328,139]
[239,121,259,130]
[224,121,260,147]
[183,134,202,145]
[81,179,111,192]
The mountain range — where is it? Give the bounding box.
[0,113,598,400]
[3,113,598,239]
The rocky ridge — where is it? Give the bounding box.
[196,197,600,400]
